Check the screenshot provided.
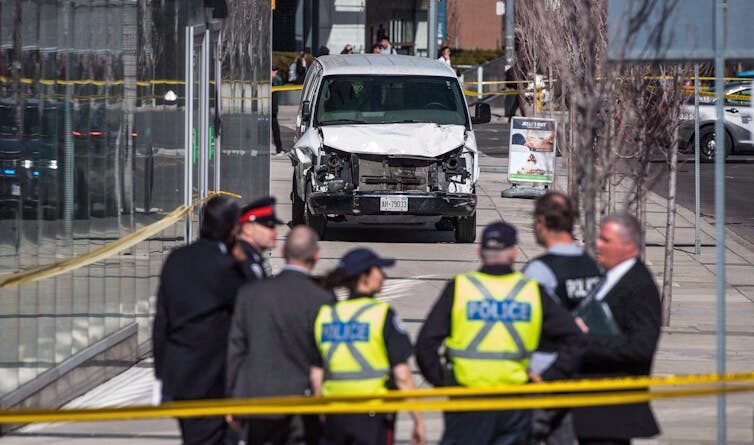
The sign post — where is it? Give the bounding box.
[694,64,701,255]
[713,2,726,443]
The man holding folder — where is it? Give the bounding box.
[573,213,662,445]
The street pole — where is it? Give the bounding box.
[504,0,516,66]
[428,0,437,59]
[312,0,320,55]
[694,64,701,255]
[713,1,726,444]
[303,0,311,51]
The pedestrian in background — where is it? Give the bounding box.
[371,43,382,54]
[416,221,586,445]
[523,192,603,444]
[153,196,245,445]
[312,248,425,445]
[234,197,283,282]
[573,213,661,444]
[295,49,308,84]
[271,66,284,154]
[438,46,451,66]
[226,226,334,445]
[340,44,354,54]
[318,45,330,56]
[379,35,397,55]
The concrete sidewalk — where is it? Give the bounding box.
[2,108,752,444]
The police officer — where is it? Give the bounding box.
[312,248,425,445]
[523,192,603,444]
[415,221,586,445]
[234,197,284,281]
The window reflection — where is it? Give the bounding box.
[0,0,271,400]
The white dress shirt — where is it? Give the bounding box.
[595,257,637,301]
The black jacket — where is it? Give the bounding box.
[573,260,662,440]
[226,268,335,400]
[415,265,586,387]
[238,240,268,282]
[153,238,246,400]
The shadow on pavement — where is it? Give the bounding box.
[322,222,457,243]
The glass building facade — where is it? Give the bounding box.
[0,0,271,401]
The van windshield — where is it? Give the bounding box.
[315,75,468,127]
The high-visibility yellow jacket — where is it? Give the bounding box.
[445,271,542,387]
[314,297,390,396]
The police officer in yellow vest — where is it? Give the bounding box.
[415,221,586,445]
[312,248,425,445]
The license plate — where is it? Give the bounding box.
[380,196,408,212]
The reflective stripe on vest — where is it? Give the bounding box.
[314,298,390,395]
[444,272,543,387]
[446,275,530,361]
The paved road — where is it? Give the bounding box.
[650,154,754,247]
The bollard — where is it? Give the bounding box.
[477,65,483,100]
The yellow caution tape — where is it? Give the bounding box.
[0,191,241,288]
[465,80,557,86]
[1,76,269,87]
[464,89,521,97]
[0,373,752,424]
[272,84,304,92]
[696,90,750,101]
[289,371,754,400]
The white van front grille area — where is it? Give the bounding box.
[356,156,434,192]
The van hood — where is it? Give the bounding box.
[320,123,467,158]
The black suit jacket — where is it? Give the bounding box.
[153,238,245,401]
[226,268,335,400]
[573,260,662,440]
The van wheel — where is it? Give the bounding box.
[291,174,305,225]
[305,182,327,239]
[455,213,477,243]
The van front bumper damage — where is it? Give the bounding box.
[307,191,476,217]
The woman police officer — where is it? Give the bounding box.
[311,248,425,445]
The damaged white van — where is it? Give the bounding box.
[289,54,490,242]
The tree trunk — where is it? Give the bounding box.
[661,124,679,327]
[567,108,575,198]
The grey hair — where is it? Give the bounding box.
[602,212,643,248]
[480,247,516,266]
[284,225,320,265]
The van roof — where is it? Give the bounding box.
[316,54,456,77]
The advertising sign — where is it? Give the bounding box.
[507,117,556,183]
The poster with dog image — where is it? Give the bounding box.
[507,117,556,183]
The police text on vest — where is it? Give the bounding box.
[466,300,531,322]
[321,322,371,343]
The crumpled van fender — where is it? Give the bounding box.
[289,128,323,199]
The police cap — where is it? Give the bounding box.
[339,248,395,277]
[239,196,284,228]
[481,221,517,250]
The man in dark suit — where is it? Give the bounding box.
[153,196,246,445]
[226,225,334,445]
[573,213,662,445]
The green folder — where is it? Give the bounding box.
[574,298,622,335]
